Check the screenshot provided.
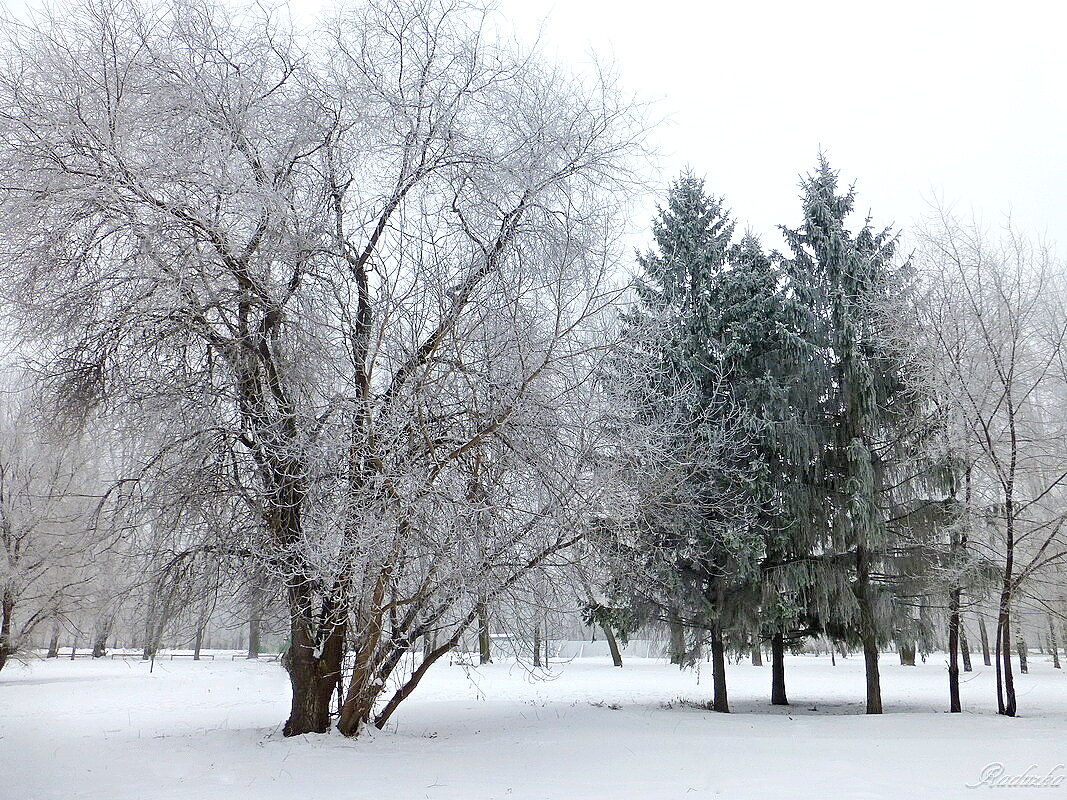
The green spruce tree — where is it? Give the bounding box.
[780,156,918,714]
[604,172,759,713]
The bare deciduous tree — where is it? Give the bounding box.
[917,207,1067,716]
[0,0,646,735]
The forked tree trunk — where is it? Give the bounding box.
[979,615,992,666]
[1049,615,1061,669]
[995,593,1016,716]
[770,632,788,705]
[477,602,491,665]
[960,623,972,672]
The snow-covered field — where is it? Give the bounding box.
[2,651,1064,799]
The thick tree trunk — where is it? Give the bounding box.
[710,623,729,713]
[979,615,992,666]
[477,602,491,665]
[1049,615,1061,669]
[898,641,916,666]
[751,639,763,666]
[862,633,882,713]
[960,622,973,672]
[284,583,345,737]
[770,632,788,705]
[1016,628,1028,674]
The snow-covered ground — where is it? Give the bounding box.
[2,651,1064,799]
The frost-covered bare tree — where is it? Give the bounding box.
[0,0,645,734]
[917,208,1067,716]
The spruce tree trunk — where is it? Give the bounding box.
[47,623,60,659]
[960,622,973,672]
[477,602,491,665]
[979,615,992,666]
[862,633,882,714]
[948,591,961,712]
[770,632,788,705]
[856,545,882,714]
[1049,615,1061,669]
[710,623,729,713]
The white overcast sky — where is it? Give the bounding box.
[14,0,1066,253]
[486,0,1067,253]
